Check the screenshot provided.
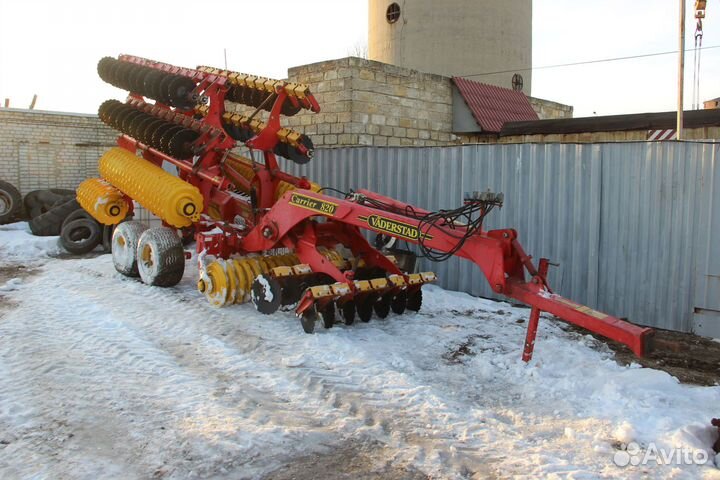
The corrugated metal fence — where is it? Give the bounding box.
[281,141,719,333]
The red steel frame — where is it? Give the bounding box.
[109,55,655,361]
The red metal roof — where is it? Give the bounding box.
[452,77,538,133]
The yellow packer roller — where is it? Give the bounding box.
[198,249,345,307]
[76,177,129,225]
[98,147,203,228]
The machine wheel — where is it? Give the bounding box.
[112,221,148,277]
[251,274,282,314]
[320,302,335,329]
[407,289,423,312]
[29,199,80,236]
[60,218,102,254]
[340,300,356,325]
[0,180,22,224]
[373,294,392,319]
[357,296,375,323]
[300,306,318,334]
[391,290,407,315]
[136,227,185,287]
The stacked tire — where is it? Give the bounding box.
[0,180,22,224]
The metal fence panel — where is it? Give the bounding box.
[281,141,719,332]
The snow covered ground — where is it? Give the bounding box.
[0,222,718,479]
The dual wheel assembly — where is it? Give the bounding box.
[111,221,185,286]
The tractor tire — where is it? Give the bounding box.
[29,199,80,236]
[60,218,102,254]
[23,189,75,219]
[112,221,148,277]
[0,180,22,224]
[136,227,185,287]
[61,208,94,232]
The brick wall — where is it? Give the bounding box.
[529,97,574,120]
[0,109,116,195]
[283,57,455,147]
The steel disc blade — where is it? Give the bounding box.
[98,99,122,123]
[158,75,175,104]
[141,70,162,101]
[251,274,282,315]
[357,295,375,323]
[373,294,392,319]
[406,289,423,312]
[97,57,115,83]
[340,300,356,325]
[121,110,143,134]
[132,115,156,141]
[150,122,175,147]
[127,66,144,94]
[140,119,166,146]
[167,76,196,109]
[168,129,200,159]
[320,302,335,328]
[300,306,318,334]
[111,107,134,130]
[391,291,407,315]
[116,62,135,90]
[158,125,183,153]
[128,112,150,139]
[281,100,302,116]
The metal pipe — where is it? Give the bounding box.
[678,0,686,139]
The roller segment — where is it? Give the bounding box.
[99,147,203,228]
[76,178,130,225]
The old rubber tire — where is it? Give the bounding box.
[29,199,80,236]
[136,227,185,287]
[23,189,75,219]
[112,221,148,277]
[0,180,22,224]
[61,208,94,232]
[60,218,102,254]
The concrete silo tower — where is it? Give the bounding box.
[368,0,532,93]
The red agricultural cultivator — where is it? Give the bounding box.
[78,54,654,361]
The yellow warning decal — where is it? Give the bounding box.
[554,296,608,319]
[289,192,337,216]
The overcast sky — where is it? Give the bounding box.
[0,0,717,117]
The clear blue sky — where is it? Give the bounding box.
[0,0,716,117]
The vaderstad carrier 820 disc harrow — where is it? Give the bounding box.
[79,54,655,361]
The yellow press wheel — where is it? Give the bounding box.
[198,261,231,307]
[198,249,348,307]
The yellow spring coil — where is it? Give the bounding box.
[225,155,255,182]
[199,249,344,307]
[76,178,129,225]
[98,147,203,228]
[275,180,321,202]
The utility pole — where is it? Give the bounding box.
[678,0,686,140]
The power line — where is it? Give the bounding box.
[460,44,720,78]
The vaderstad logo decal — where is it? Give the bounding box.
[289,193,337,216]
[364,215,432,240]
